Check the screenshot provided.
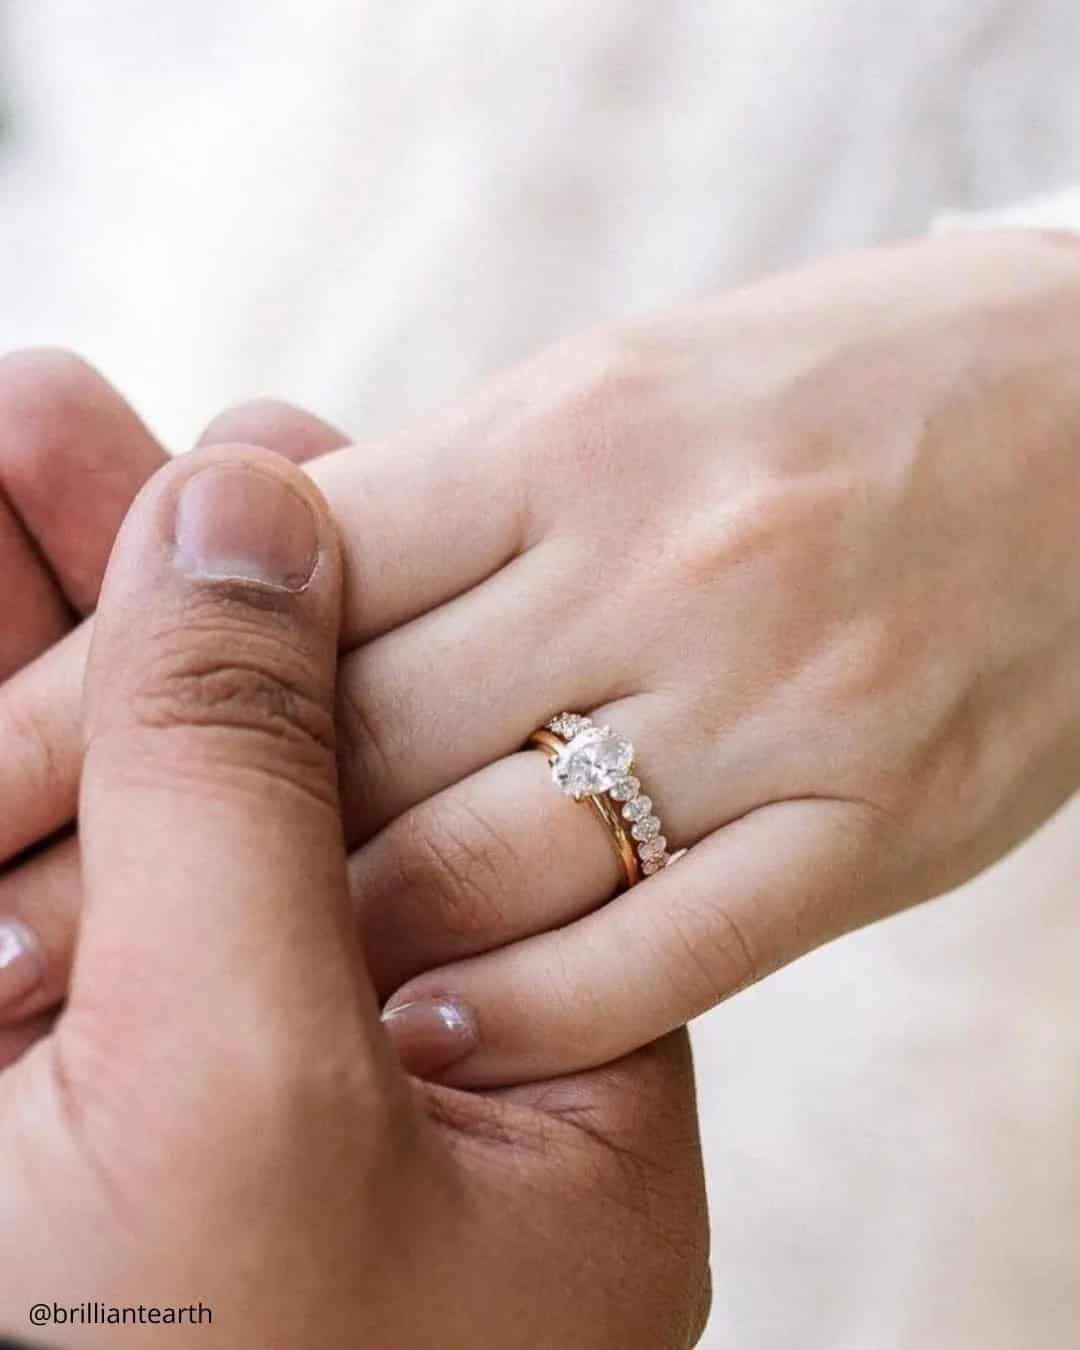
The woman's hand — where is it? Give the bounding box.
[3,231,1080,1085]
[0,445,709,1348]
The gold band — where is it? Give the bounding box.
[528,726,643,891]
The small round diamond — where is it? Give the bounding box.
[641,854,668,875]
[622,795,653,823]
[631,816,661,843]
[609,776,640,802]
[638,835,668,861]
[548,713,592,740]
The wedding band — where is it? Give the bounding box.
[527,713,683,890]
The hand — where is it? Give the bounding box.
[0,354,347,1067]
[3,232,1080,1088]
[0,445,709,1348]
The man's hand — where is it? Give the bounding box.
[0,445,710,1348]
[0,354,347,1065]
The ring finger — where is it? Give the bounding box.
[354,692,725,999]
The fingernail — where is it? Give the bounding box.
[0,920,44,1018]
[175,464,319,591]
[381,997,478,1079]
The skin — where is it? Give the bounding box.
[0,353,348,1067]
[0,445,710,1349]
[1,230,1079,1089]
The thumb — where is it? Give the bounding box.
[71,445,382,1072]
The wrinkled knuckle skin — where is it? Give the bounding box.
[395,799,515,947]
[113,615,338,805]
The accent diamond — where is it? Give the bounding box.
[638,835,668,861]
[631,816,661,842]
[551,727,635,798]
[641,854,668,875]
[609,776,640,802]
[622,795,653,823]
[547,713,592,741]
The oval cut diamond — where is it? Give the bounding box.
[551,727,634,798]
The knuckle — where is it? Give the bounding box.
[527,326,660,473]
[567,325,654,405]
[566,326,654,400]
[672,475,838,596]
[394,798,517,946]
[115,615,337,804]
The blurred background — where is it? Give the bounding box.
[2,2,1079,1345]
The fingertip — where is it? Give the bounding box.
[381,996,479,1080]
[0,918,45,1023]
[196,399,350,462]
[107,442,341,595]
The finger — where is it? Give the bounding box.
[304,359,538,647]
[353,750,622,998]
[197,397,350,461]
[0,402,355,867]
[0,493,69,679]
[0,349,167,615]
[0,622,89,864]
[201,394,521,647]
[0,839,78,1026]
[71,445,383,1068]
[0,349,168,674]
[382,798,888,1086]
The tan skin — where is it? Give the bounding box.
[0,230,1079,1090]
[0,445,710,1348]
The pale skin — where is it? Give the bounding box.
[0,230,1079,1090]
[0,444,711,1348]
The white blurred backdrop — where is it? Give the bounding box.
[2,3,1079,1345]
